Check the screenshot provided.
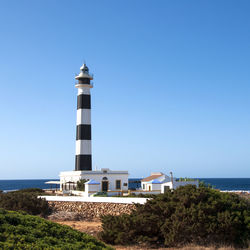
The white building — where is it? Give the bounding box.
[139,172,198,194]
[141,172,170,192]
[60,168,129,196]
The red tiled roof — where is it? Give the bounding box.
[141,174,163,182]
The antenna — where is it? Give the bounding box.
[170,172,173,185]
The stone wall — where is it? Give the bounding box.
[48,201,136,220]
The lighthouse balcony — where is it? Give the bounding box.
[75,73,94,80]
[75,82,94,88]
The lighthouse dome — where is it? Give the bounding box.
[80,63,89,73]
[75,63,93,81]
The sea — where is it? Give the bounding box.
[0,178,250,192]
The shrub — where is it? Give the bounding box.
[177,177,196,181]
[14,188,45,194]
[199,180,214,188]
[94,192,108,197]
[100,185,250,248]
[126,193,156,198]
[0,191,50,217]
[76,179,88,191]
[136,193,156,198]
[0,209,112,249]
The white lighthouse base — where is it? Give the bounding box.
[59,168,129,196]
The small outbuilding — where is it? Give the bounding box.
[141,172,171,191]
[140,172,199,194]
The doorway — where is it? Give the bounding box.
[102,181,108,192]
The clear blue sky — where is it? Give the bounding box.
[0,0,249,179]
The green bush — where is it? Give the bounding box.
[94,192,108,197]
[136,193,156,198]
[76,179,88,191]
[100,185,250,248]
[0,191,50,217]
[124,193,156,198]
[14,188,45,194]
[198,180,214,188]
[177,177,196,181]
[0,209,112,249]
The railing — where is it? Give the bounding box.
[75,82,94,87]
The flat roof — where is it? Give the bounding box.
[45,181,60,185]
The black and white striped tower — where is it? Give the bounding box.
[75,63,93,171]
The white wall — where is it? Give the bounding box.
[39,195,148,204]
[85,184,100,194]
[141,183,161,191]
[151,183,161,191]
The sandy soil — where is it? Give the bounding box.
[52,220,102,238]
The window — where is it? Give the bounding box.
[123,183,128,186]
[116,180,121,189]
[143,184,145,190]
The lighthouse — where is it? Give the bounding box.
[59,62,195,194]
[75,63,93,171]
[59,63,128,194]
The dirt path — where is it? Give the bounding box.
[52,220,102,238]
